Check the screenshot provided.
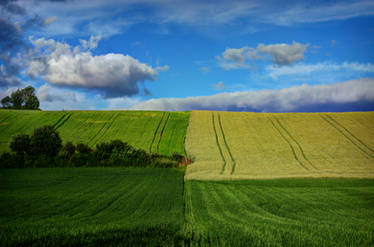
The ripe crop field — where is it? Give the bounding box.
[184,179,374,246]
[0,110,189,156]
[0,168,184,246]
[185,111,374,180]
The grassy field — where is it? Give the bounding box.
[185,111,374,180]
[184,178,374,246]
[0,168,184,246]
[0,110,189,156]
[1,168,373,246]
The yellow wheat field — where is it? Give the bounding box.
[185,111,374,180]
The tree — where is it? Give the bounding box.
[9,134,31,155]
[1,96,11,108]
[10,89,23,109]
[30,126,62,157]
[24,95,40,109]
[76,143,92,154]
[1,86,40,110]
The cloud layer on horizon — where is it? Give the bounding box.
[132,78,374,112]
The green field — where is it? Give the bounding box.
[0,110,189,156]
[1,169,373,246]
[184,179,374,246]
[185,111,374,180]
[0,168,184,246]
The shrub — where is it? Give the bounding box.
[30,126,62,157]
[76,143,92,154]
[9,134,31,155]
[61,141,76,158]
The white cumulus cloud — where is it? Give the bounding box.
[217,41,308,69]
[27,36,166,98]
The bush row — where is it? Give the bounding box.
[0,125,185,168]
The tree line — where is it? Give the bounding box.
[1,86,40,110]
[0,125,189,168]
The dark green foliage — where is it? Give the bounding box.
[76,143,92,154]
[0,96,11,108]
[9,133,30,155]
[30,125,62,157]
[1,86,40,110]
[60,141,75,158]
[24,95,40,109]
[10,89,23,109]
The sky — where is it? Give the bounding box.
[1,0,374,112]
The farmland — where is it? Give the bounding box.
[0,110,189,156]
[1,168,374,246]
[185,111,374,180]
[1,110,374,246]
[184,179,374,246]
[0,168,184,246]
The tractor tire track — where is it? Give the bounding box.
[321,114,373,159]
[156,113,170,153]
[269,118,309,170]
[217,113,236,174]
[325,114,374,155]
[52,113,66,128]
[92,113,120,146]
[212,112,227,174]
[55,113,72,130]
[149,112,166,153]
[274,117,317,169]
[87,113,116,146]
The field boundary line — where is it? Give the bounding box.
[156,113,170,153]
[212,112,227,174]
[217,113,236,174]
[320,114,373,159]
[149,112,165,153]
[325,114,374,155]
[55,113,72,130]
[268,118,309,170]
[274,117,317,170]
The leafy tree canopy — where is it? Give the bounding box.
[1,86,40,110]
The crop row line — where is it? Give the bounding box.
[274,117,317,169]
[321,114,374,159]
[217,114,236,174]
[268,118,309,170]
[149,113,166,153]
[212,112,227,174]
[156,113,170,153]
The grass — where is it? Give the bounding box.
[0,168,185,246]
[0,110,189,156]
[184,178,374,246]
[185,111,374,180]
[1,168,373,246]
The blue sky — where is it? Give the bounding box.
[1,0,374,112]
